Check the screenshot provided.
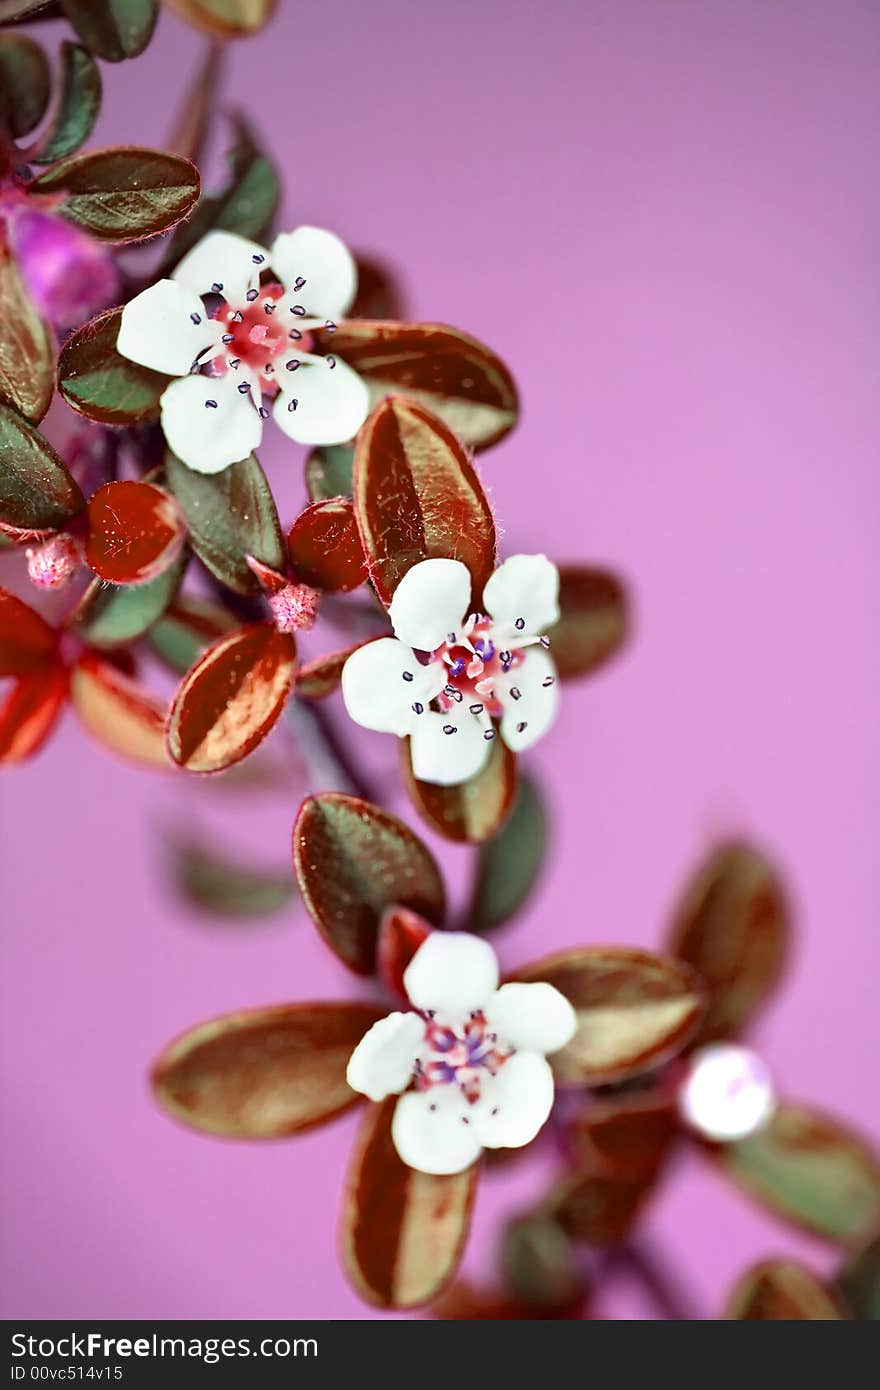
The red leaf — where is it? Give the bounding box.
[0,663,67,763]
[166,620,296,773]
[377,906,433,1002]
[70,650,170,769]
[86,480,186,585]
[295,642,368,701]
[352,397,496,608]
[402,733,518,843]
[0,586,59,676]
[287,498,367,593]
[548,566,629,680]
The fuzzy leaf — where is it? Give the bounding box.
[312,321,518,451]
[0,663,67,763]
[466,775,547,932]
[0,246,54,424]
[32,41,101,164]
[167,839,294,918]
[31,147,199,242]
[716,1102,880,1245]
[0,33,50,137]
[69,650,169,768]
[304,444,353,502]
[566,1090,678,1182]
[74,552,186,648]
[353,397,496,608]
[292,792,445,974]
[341,1097,477,1309]
[165,41,222,163]
[377,905,432,1003]
[58,306,167,425]
[0,586,58,676]
[0,405,83,532]
[166,620,295,773]
[59,0,157,61]
[668,841,790,1043]
[152,1001,381,1138]
[85,480,186,585]
[162,0,276,39]
[165,450,284,596]
[725,1261,846,1320]
[547,566,629,681]
[514,947,706,1086]
[836,1236,880,1320]
[287,498,367,593]
[148,595,237,674]
[402,733,517,844]
[295,642,366,701]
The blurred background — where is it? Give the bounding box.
[1,0,877,1318]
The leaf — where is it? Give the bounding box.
[547,566,629,681]
[166,620,295,773]
[376,906,432,1002]
[152,1001,381,1139]
[667,841,790,1043]
[30,147,199,242]
[162,0,277,39]
[725,1261,846,1320]
[0,586,58,676]
[402,733,517,844]
[466,775,548,932]
[85,480,186,585]
[74,551,186,648]
[69,650,169,768]
[716,1102,880,1245]
[295,642,366,701]
[59,0,157,62]
[58,305,167,425]
[292,793,446,974]
[287,498,367,593]
[514,948,706,1086]
[433,1280,578,1321]
[166,839,294,918]
[0,664,67,763]
[148,595,238,674]
[551,1170,655,1246]
[501,1213,584,1312]
[0,33,50,137]
[304,444,354,502]
[31,41,101,164]
[349,255,405,321]
[312,321,519,451]
[836,1236,880,1320]
[353,397,496,608]
[0,407,84,537]
[0,246,54,424]
[165,450,284,596]
[165,41,222,163]
[341,1096,477,1309]
[566,1090,678,1182]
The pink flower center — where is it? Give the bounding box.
[26,534,81,591]
[432,617,523,718]
[210,282,312,393]
[414,1011,513,1105]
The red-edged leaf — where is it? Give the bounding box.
[353,397,496,608]
[0,242,54,424]
[0,663,67,763]
[715,1102,880,1245]
[73,551,186,648]
[341,1096,478,1309]
[725,1261,847,1320]
[836,1235,880,1320]
[513,948,706,1085]
[402,733,518,844]
[162,0,277,39]
[500,1213,586,1312]
[166,620,296,773]
[165,837,293,919]
[0,33,51,138]
[70,650,169,769]
[59,0,157,62]
[433,1281,582,1321]
[377,906,433,1002]
[295,642,367,701]
[165,449,285,596]
[165,40,222,163]
[292,793,445,974]
[85,480,186,585]
[313,321,518,450]
[152,1001,380,1139]
[668,841,790,1043]
[30,147,199,242]
[31,41,101,165]
[287,498,367,593]
[566,1090,679,1182]
[0,587,59,676]
[465,775,547,933]
[350,255,405,321]
[547,566,629,681]
[0,404,84,532]
[58,306,167,426]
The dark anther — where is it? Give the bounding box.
[231,311,243,323]
[412,702,424,715]
[515,617,525,630]
[246,288,259,302]
[510,687,522,701]
[294,277,306,291]
[542,675,555,687]
[326,355,336,369]
[402,671,414,682]
[211,282,223,293]
[287,399,298,412]
[324,320,336,331]
[469,703,484,714]
[204,399,218,409]
[222,333,234,344]
[286,359,300,371]
[264,302,276,314]
[289,328,302,340]
[516,721,528,733]
[252,254,265,264]
[229,357,241,368]
[190,312,201,325]
[483,729,496,740]
[237,382,251,394]
[443,724,457,735]
[291,305,306,316]
[259,406,269,419]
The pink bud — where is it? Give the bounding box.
[268,582,321,634]
[26,534,81,591]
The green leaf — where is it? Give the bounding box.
[0,34,50,138]
[30,147,200,243]
[0,404,83,532]
[547,566,629,680]
[165,450,284,596]
[32,42,101,164]
[836,1236,880,1320]
[0,245,54,424]
[148,595,238,674]
[717,1102,880,1245]
[162,0,276,38]
[59,0,157,62]
[500,1214,582,1312]
[304,444,354,502]
[74,552,186,648]
[58,306,166,425]
[466,775,547,931]
[167,838,294,918]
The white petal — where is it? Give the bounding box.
[160,373,262,475]
[678,1044,776,1142]
[346,1011,425,1102]
[117,279,220,376]
[172,230,267,305]
[403,931,499,1015]
[270,225,358,319]
[273,356,369,446]
[497,647,559,752]
[410,708,491,786]
[340,638,444,736]
[474,1051,555,1150]
[388,558,471,652]
[391,1086,483,1175]
[483,554,560,637]
[484,983,577,1056]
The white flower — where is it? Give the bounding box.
[341,554,561,786]
[116,227,370,474]
[677,1043,776,1142]
[346,932,577,1175]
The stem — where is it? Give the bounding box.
[298,697,380,804]
[606,1239,704,1321]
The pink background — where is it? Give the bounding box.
[1,0,878,1319]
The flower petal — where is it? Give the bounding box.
[391,1086,483,1175]
[485,983,577,1056]
[346,1011,425,1102]
[172,229,267,306]
[474,1051,555,1150]
[410,708,491,787]
[273,356,369,447]
[388,558,471,652]
[403,931,499,1015]
[160,372,262,475]
[483,554,560,637]
[341,637,444,736]
[117,279,220,376]
[270,225,358,319]
[497,647,559,752]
